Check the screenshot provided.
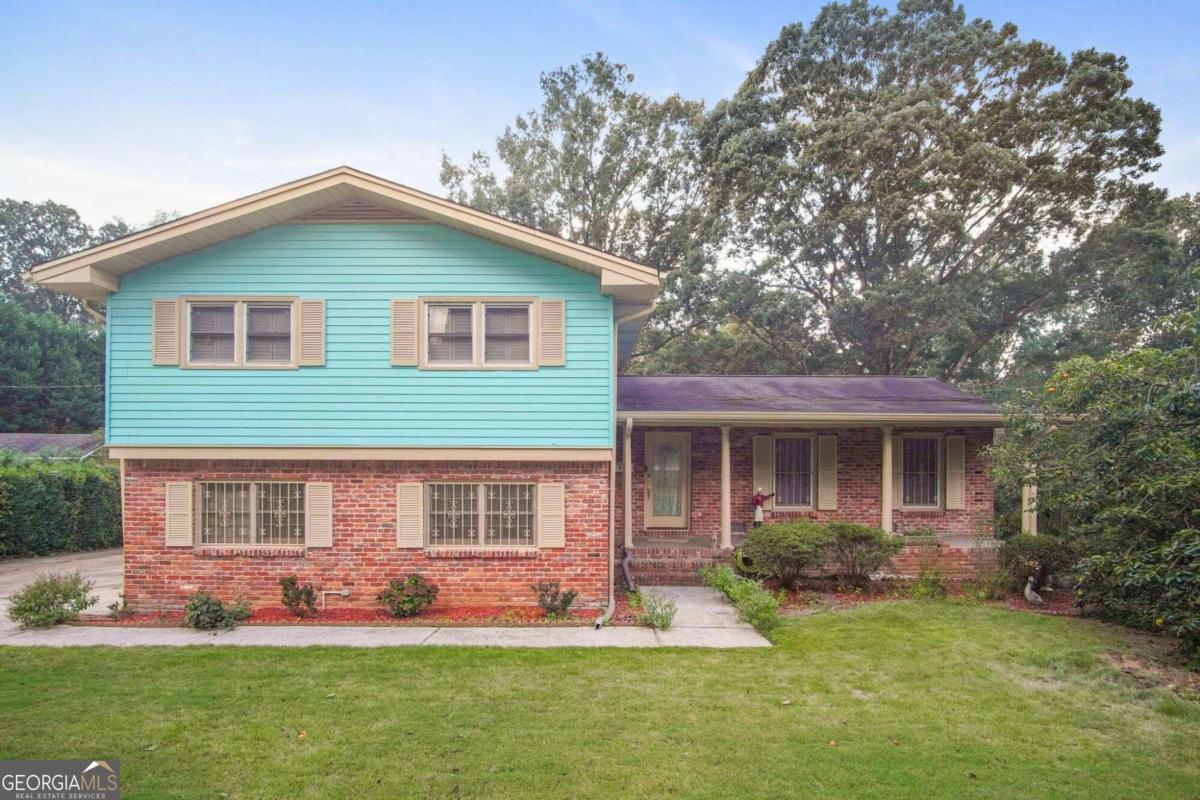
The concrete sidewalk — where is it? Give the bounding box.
[0,583,770,649]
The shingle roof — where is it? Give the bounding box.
[0,433,103,456]
[617,376,997,416]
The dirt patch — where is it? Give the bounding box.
[1101,651,1200,696]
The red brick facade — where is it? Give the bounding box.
[122,459,610,612]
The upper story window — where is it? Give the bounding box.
[183,298,296,368]
[901,435,940,507]
[422,299,534,368]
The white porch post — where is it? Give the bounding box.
[1021,482,1038,535]
[720,425,732,549]
[623,417,634,549]
[880,426,894,533]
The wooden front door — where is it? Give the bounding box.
[644,432,690,528]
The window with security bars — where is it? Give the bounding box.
[774,436,813,507]
[198,482,305,545]
[427,483,536,547]
[902,437,940,507]
[426,305,474,364]
[246,303,292,363]
[190,303,236,363]
[483,305,531,364]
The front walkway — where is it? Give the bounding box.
[0,554,769,647]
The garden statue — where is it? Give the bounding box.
[751,487,775,527]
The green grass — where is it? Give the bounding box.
[2,602,1198,799]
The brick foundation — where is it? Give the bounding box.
[122,459,610,612]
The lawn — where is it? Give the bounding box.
[2,602,1198,799]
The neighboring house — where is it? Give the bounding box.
[0,432,106,459]
[29,166,1002,612]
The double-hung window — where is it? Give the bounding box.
[184,298,295,367]
[422,299,534,368]
[426,483,536,547]
[900,435,941,507]
[197,481,306,545]
[774,435,814,508]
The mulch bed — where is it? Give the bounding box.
[776,580,1081,618]
[77,599,644,628]
[1002,588,1077,617]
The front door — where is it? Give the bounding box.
[644,432,690,528]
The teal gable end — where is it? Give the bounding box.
[107,223,614,447]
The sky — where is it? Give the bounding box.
[1,0,1198,226]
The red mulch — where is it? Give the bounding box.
[1002,588,1078,617]
[77,604,602,628]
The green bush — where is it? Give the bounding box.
[184,592,251,630]
[1000,534,1077,589]
[739,520,833,587]
[377,574,439,618]
[5,571,96,628]
[636,590,678,630]
[279,575,319,617]
[908,568,948,600]
[0,457,121,558]
[700,564,781,635]
[532,581,578,618]
[827,522,903,583]
[1075,529,1200,661]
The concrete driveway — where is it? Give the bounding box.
[0,548,122,635]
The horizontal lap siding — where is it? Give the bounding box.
[108,224,613,446]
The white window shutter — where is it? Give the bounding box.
[391,300,418,366]
[892,435,903,504]
[945,435,965,510]
[538,300,565,366]
[817,434,838,510]
[305,482,333,547]
[752,435,774,510]
[164,482,193,546]
[538,483,566,547]
[151,299,180,365]
[298,299,325,366]
[396,483,424,548]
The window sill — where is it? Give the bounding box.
[194,546,307,558]
[424,547,540,559]
[896,507,945,517]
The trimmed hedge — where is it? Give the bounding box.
[0,458,121,558]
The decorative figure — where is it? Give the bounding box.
[751,487,775,527]
[1023,575,1046,606]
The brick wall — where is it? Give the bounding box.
[616,425,996,542]
[123,459,610,612]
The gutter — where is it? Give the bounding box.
[596,300,657,629]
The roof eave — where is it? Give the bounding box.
[618,411,1004,426]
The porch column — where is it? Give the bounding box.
[720,425,732,549]
[623,417,634,549]
[880,426,894,533]
[1021,482,1038,535]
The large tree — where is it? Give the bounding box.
[701,0,1162,379]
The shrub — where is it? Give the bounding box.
[5,572,96,628]
[739,520,833,587]
[0,458,121,558]
[1075,529,1200,661]
[377,574,439,618]
[626,590,643,610]
[532,581,578,618]
[827,522,903,584]
[701,564,781,635]
[968,567,1012,602]
[637,590,677,630]
[908,568,948,600]
[1000,534,1076,589]
[184,591,250,630]
[279,575,319,617]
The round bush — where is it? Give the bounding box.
[1000,533,1077,588]
[827,522,903,584]
[377,574,439,618]
[739,520,833,588]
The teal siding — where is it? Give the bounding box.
[108,224,614,447]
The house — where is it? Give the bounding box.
[28,166,1003,613]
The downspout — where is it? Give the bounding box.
[596,300,657,629]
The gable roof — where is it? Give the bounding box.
[0,432,104,457]
[27,166,661,306]
[617,376,1001,424]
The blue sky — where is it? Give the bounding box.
[1,0,1197,224]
